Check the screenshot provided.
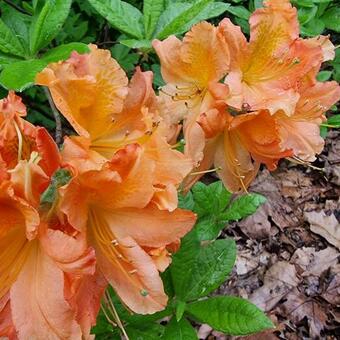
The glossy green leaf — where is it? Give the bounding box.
[191,181,232,217]
[0,19,27,57]
[125,323,165,340]
[143,0,165,38]
[30,0,72,54]
[316,70,332,82]
[183,239,237,301]
[327,114,340,127]
[163,318,198,340]
[0,59,47,91]
[186,296,274,336]
[156,0,212,39]
[226,6,251,20]
[88,0,144,39]
[301,18,325,36]
[1,3,31,56]
[298,6,318,25]
[321,7,340,32]
[221,193,266,222]
[42,43,90,63]
[119,39,152,50]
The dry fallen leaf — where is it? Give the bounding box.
[304,211,340,249]
[291,246,339,276]
[250,261,300,311]
[278,288,327,339]
[322,265,340,305]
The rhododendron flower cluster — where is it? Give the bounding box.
[0,0,339,338]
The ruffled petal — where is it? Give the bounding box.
[10,243,82,339]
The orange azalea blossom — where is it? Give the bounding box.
[185,76,340,192]
[0,91,37,169]
[37,46,192,211]
[220,0,330,116]
[153,21,230,164]
[59,143,196,314]
[0,94,97,339]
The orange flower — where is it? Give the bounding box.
[59,144,196,314]
[37,48,193,210]
[0,95,97,338]
[219,0,325,116]
[0,92,37,169]
[275,81,340,161]
[153,21,230,164]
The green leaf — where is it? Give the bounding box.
[1,3,31,56]
[321,7,340,32]
[298,6,318,25]
[88,0,144,39]
[221,193,266,222]
[178,190,195,210]
[170,230,201,301]
[301,18,325,36]
[186,297,274,336]
[0,59,47,91]
[0,52,22,69]
[0,42,88,91]
[327,114,340,127]
[119,39,152,50]
[226,6,251,20]
[110,44,139,72]
[182,239,237,301]
[0,19,27,57]
[40,169,72,204]
[125,323,165,340]
[156,0,212,40]
[192,181,232,217]
[41,43,90,63]
[194,215,226,241]
[143,0,165,39]
[320,125,328,138]
[175,301,187,321]
[316,70,332,82]
[163,318,198,340]
[253,0,263,9]
[30,0,72,54]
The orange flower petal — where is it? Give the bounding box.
[36,45,128,140]
[10,243,82,339]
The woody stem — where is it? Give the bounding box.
[43,87,63,145]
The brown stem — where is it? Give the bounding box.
[43,87,63,145]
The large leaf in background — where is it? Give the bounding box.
[143,0,165,39]
[30,0,72,54]
[0,19,27,57]
[0,43,89,91]
[155,0,212,39]
[170,226,236,302]
[321,7,340,33]
[88,0,144,39]
[42,42,90,63]
[182,239,237,301]
[163,318,198,340]
[186,297,274,336]
[1,3,31,56]
[221,193,266,221]
[191,181,231,217]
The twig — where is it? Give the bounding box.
[43,87,63,145]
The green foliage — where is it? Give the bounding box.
[0,1,89,91]
[186,296,274,336]
[88,0,230,51]
[180,181,266,240]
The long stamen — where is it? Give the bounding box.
[13,121,23,162]
[190,167,222,176]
